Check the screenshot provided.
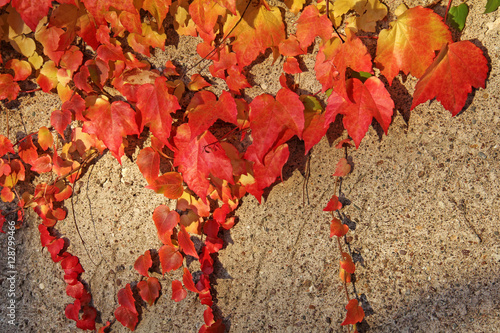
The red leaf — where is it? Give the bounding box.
[66,281,84,299]
[0,135,15,156]
[31,155,52,173]
[203,219,223,254]
[182,267,199,293]
[323,195,342,211]
[203,306,215,326]
[0,74,20,101]
[6,59,32,81]
[158,244,183,274]
[325,77,394,148]
[136,77,180,146]
[301,95,327,154]
[375,6,452,85]
[248,88,304,163]
[137,277,161,306]
[199,319,225,333]
[65,299,81,322]
[332,158,351,177]
[200,246,214,275]
[134,250,152,277]
[171,280,187,302]
[12,0,52,31]
[283,57,302,74]
[341,299,365,326]
[245,143,290,203]
[178,225,199,259]
[153,205,180,245]
[296,5,333,49]
[18,136,37,165]
[186,91,238,138]
[173,124,234,201]
[314,29,372,96]
[82,99,140,160]
[146,172,184,199]
[77,305,97,330]
[279,35,306,56]
[136,147,160,183]
[115,284,138,331]
[330,217,349,237]
[411,41,488,116]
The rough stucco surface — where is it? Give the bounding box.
[0,1,499,332]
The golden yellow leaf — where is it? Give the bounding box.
[284,0,306,15]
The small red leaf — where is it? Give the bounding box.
[137,277,161,306]
[134,250,152,277]
[341,299,365,326]
[330,218,349,238]
[0,135,15,156]
[188,74,211,91]
[178,225,199,259]
[332,158,351,177]
[182,267,199,293]
[171,280,187,302]
[323,195,342,211]
[31,155,52,173]
[0,74,20,101]
[115,284,138,331]
[340,252,356,274]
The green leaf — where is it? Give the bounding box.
[448,3,469,31]
[485,0,500,13]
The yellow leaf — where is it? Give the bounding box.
[28,52,43,69]
[353,0,388,32]
[170,0,197,37]
[10,35,36,57]
[395,3,408,16]
[7,6,31,37]
[333,0,360,17]
[284,0,306,15]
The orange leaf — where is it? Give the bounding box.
[333,158,351,177]
[283,57,302,74]
[296,5,333,49]
[182,267,199,293]
[224,0,285,66]
[339,267,352,283]
[6,59,32,81]
[341,299,365,325]
[37,126,53,150]
[136,147,160,183]
[146,172,184,199]
[153,205,180,245]
[187,74,211,91]
[375,6,452,85]
[330,217,349,237]
[340,252,355,274]
[0,74,20,101]
[411,41,488,116]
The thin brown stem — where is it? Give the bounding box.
[444,0,453,24]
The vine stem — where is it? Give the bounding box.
[326,0,345,43]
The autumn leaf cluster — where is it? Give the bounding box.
[0,0,491,331]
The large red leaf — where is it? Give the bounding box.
[136,77,180,146]
[248,88,304,163]
[158,244,183,274]
[0,135,15,156]
[411,41,488,116]
[325,77,394,148]
[82,99,139,160]
[375,6,452,85]
[186,91,238,138]
[12,0,52,31]
[296,5,333,49]
[136,147,160,183]
[314,29,372,97]
[173,124,234,201]
[137,277,161,306]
